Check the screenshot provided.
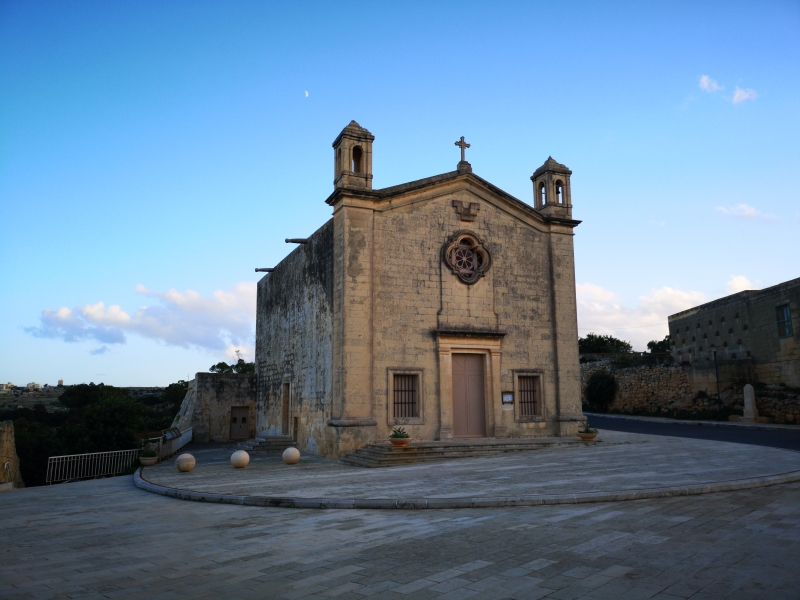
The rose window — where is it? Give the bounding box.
[443,231,491,284]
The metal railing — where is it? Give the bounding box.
[46,449,139,484]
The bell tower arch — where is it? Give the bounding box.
[531,156,572,219]
[332,120,375,190]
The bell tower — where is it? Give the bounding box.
[333,120,374,190]
[531,156,572,219]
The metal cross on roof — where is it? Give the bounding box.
[454,136,470,162]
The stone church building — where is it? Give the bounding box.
[255,121,584,458]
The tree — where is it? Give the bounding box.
[578,333,633,354]
[59,395,145,454]
[209,359,254,374]
[585,370,618,411]
[59,383,132,411]
[647,335,671,353]
[12,419,63,487]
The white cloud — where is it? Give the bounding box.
[81,302,131,326]
[577,283,707,350]
[699,75,721,92]
[732,87,757,103]
[726,275,755,294]
[26,283,257,359]
[26,307,126,344]
[715,203,771,219]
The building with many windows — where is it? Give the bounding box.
[668,277,800,392]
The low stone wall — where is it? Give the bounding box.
[172,373,257,443]
[580,362,800,424]
[581,361,693,414]
[0,420,25,489]
[750,386,800,424]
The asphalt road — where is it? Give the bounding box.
[588,414,800,452]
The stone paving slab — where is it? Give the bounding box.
[1,472,799,599]
[136,431,800,509]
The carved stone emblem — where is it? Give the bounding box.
[452,199,479,222]
[442,230,491,284]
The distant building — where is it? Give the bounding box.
[668,277,799,391]
[58,379,64,387]
[26,382,42,391]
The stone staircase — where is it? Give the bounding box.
[339,437,582,468]
[237,435,296,452]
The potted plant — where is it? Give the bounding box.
[389,427,412,448]
[139,448,158,466]
[577,422,598,442]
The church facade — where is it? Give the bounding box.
[255,121,585,458]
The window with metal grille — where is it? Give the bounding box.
[393,374,419,418]
[518,376,540,417]
[776,304,793,338]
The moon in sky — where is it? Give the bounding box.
[305,91,308,97]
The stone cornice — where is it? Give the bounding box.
[432,328,507,339]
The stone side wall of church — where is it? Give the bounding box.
[370,183,580,441]
[255,219,334,455]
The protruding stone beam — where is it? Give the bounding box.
[255,268,274,273]
[285,238,309,244]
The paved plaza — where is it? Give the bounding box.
[136,432,800,508]
[2,431,800,599]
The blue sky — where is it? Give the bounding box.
[1,1,798,386]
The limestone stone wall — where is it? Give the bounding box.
[0,420,25,489]
[173,373,257,442]
[580,362,693,415]
[580,362,800,423]
[255,219,334,455]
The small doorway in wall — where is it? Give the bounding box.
[281,383,290,435]
[230,406,250,440]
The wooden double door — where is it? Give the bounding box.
[229,406,250,440]
[452,353,486,438]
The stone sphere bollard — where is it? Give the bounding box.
[282,447,300,465]
[230,450,250,468]
[175,453,196,473]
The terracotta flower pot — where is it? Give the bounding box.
[139,456,158,467]
[389,438,411,447]
[578,433,598,442]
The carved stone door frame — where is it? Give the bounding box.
[436,334,503,440]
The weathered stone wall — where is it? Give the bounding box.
[580,362,800,423]
[669,277,800,388]
[172,373,257,443]
[749,385,800,424]
[580,361,693,414]
[0,420,24,489]
[255,219,334,455]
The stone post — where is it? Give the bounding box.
[741,384,759,423]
